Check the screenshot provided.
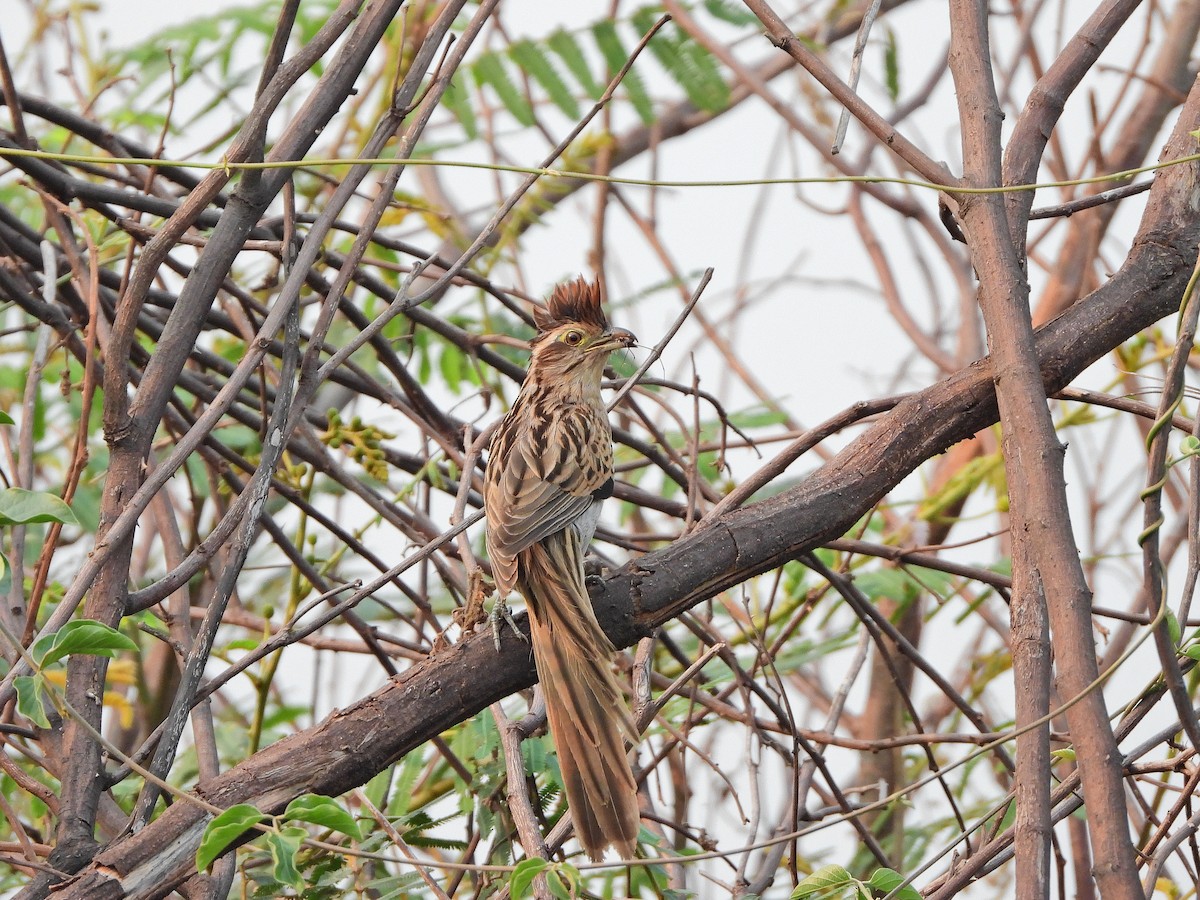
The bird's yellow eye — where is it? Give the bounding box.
[562,329,584,346]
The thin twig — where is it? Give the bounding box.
[608,268,712,413]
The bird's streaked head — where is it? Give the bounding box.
[529,278,635,380]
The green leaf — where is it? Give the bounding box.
[365,767,395,815]
[510,857,550,899]
[455,712,499,763]
[867,868,921,900]
[727,406,790,430]
[670,42,725,111]
[283,794,363,840]
[196,804,266,871]
[510,40,579,119]
[546,868,570,899]
[520,733,547,775]
[1183,644,1200,660]
[547,29,602,100]
[224,637,262,652]
[550,862,580,898]
[267,826,307,891]
[702,0,761,26]
[442,77,477,140]
[1167,609,1182,646]
[882,27,900,103]
[791,864,854,899]
[364,871,427,896]
[0,488,79,526]
[473,53,535,127]
[592,21,654,123]
[918,451,1006,521]
[854,568,918,603]
[439,345,465,395]
[0,410,13,425]
[388,751,424,815]
[631,13,729,112]
[14,675,50,729]
[32,620,137,669]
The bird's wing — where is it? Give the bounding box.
[486,403,611,565]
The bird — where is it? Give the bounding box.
[484,276,640,862]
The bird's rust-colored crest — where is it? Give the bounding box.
[533,277,608,333]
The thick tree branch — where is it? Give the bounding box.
[945,2,1159,896]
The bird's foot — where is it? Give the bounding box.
[583,554,610,587]
[489,595,527,651]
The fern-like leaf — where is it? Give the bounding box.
[442,76,478,139]
[631,12,729,112]
[592,21,655,123]
[547,29,603,100]
[703,0,762,26]
[510,39,580,118]
[473,53,535,127]
[883,26,901,103]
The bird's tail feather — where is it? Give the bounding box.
[519,529,639,861]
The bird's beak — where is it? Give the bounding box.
[593,327,636,352]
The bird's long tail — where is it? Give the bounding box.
[519,528,640,861]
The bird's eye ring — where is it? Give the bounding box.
[562,329,584,346]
